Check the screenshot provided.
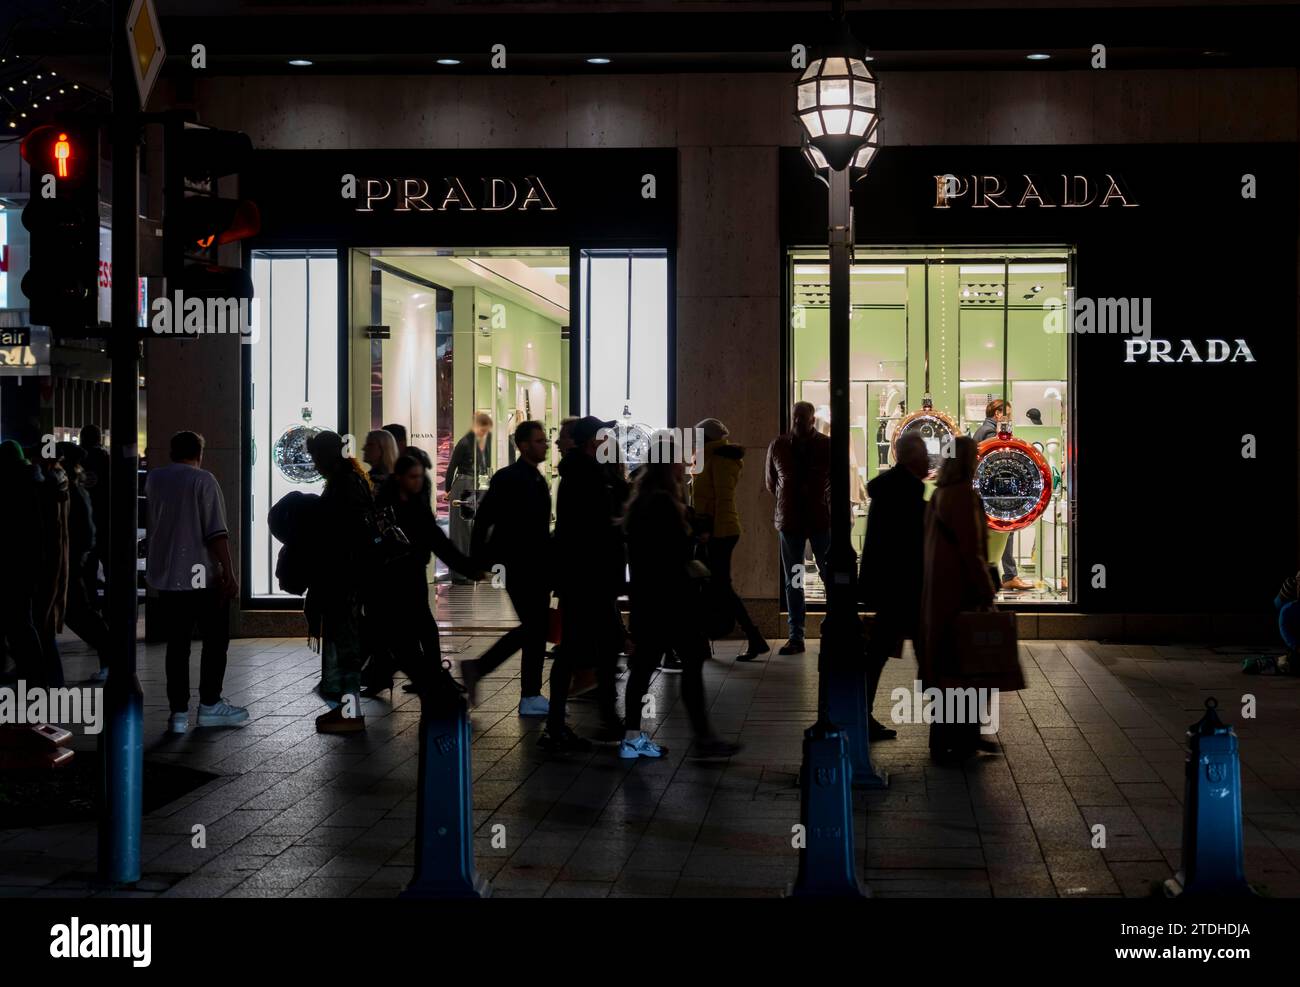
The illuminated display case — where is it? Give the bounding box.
[787,246,1075,605]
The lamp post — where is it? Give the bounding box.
[788,6,883,898]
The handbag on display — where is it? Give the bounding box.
[951,609,1025,692]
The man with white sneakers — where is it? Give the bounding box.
[145,431,248,734]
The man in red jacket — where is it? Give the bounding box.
[765,402,831,655]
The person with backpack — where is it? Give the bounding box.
[690,418,769,662]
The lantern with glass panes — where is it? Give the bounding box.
[795,51,879,175]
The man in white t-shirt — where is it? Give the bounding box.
[145,430,248,734]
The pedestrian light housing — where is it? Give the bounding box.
[795,38,879,173]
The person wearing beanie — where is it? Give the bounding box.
[691,418,770,661]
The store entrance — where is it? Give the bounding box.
[349,247,570,627]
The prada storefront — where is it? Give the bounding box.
[239,149,676,605]
[780,143,1297,620]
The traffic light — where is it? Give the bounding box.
[165,121,260,300]
[20,119,101,335]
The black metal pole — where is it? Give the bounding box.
[98,0,144,886]
[790,166,869,897]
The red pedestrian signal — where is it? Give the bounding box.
[54,132,71,178]
[20,118,100,336]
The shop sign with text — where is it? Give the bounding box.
[934,173,1138,209]
[349,175,558,214]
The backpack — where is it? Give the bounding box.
[268,491,322,596]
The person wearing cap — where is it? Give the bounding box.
[691,418,769,661]
[544,414,625,751]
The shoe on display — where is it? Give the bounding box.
[619,732,667,759]
[315,706,366,734]
[518,694,550,717]
[537,725,594,753]
[777,638,806,655]
[659,654,684,673]
[167,712,188,735]
[1001,576,1034,591]
[196,699,249,728]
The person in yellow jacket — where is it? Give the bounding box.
[691,418,770,661]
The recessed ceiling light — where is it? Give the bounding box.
[1026,53,1051,61]
[587,57,611,65]
[862,55,875,62]
[437,58,461,66]
[288,59,312,67]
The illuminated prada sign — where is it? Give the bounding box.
[934,173,1138,209]
[1124,338,1255,363]
[357,176,557,213]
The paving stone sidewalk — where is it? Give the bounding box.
[2,632,1299,898]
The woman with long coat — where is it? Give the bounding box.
[919,436,996,761]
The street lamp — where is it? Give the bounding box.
[788,5,886,901]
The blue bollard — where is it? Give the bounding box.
[788,717,867,898]
[97,671,143,886]
[401,686,489,899]
[1165,697,1255,897]
[825,653,888,790]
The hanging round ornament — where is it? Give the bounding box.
[274,405,324,484]
[974,426,1053,531]
[891,396,960,478]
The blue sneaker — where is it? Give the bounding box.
[518,694,550,717]
[619,732,667,759]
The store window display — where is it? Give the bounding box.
[787,247,1073,606]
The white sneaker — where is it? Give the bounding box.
[518,694,550,717]
[167,712,188,735]
[619,732,667,759]
[196,699,249,727]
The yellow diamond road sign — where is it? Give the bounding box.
[126,0,166,106]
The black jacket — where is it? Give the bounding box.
[555,449,624,597]
[972,417,999,444]
[470,458,551,581]
[377,480,476,583]
[859,464,926,625]
[625,486,695,622]
[445,431,489,493]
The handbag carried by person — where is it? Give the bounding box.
[952,609,1024,692]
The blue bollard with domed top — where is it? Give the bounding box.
[1164,697,1254,897]
[401,678,489,899]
